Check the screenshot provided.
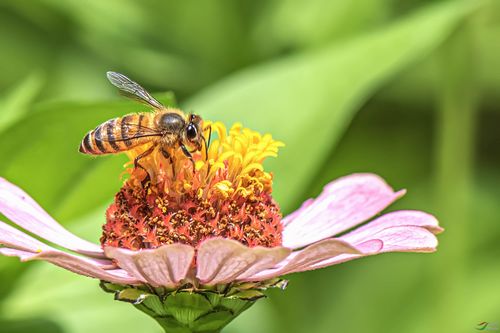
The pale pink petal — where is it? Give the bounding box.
[340,210,443,244]
[105,244,195,288]
[250,224,438,279]
[0,178,104,257]
[282,199,314,227]
[355,239,384,253]
[309,226,439,270]
[0,220,52,252]
[196,238,291,285]
[237,246,292,280]
[0,220,114,267]
[282,174,405,249]
[0,247,138,285]
[0,247,35,260]
[279,208,443,273]
[241,239,360,281]
[365,226,438,252]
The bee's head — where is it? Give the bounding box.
[183,114,203,151]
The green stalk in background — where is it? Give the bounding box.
[433,13,480,333]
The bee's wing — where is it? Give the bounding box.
[107,71,164,109]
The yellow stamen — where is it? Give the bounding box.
[124,121,283,198]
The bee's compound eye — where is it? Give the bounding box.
[186,124,197,140]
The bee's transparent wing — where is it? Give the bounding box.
[106,71,164,109]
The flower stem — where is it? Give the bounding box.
[433,15,479,332]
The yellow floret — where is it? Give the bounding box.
[124,121,283,200]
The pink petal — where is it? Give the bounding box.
[365,225,438,252]
[282,173,405,249]
[0,178,104,257]
[281,199,314,227]
[104,244,195,288]
[0,247,138,285]
[340,210,443,244]
[298,211,443,270]
[196,238,291,285]
[0,247,36,260]
[309,226,439,270]
[0,220,52,252]
[0,220,115,268]
[244,239,360,281]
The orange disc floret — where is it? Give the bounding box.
[101,122,285,250]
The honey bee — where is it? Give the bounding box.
[79,72,210,173]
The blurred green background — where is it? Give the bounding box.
[0,0,499,332]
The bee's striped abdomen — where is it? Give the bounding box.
[120,114,135,148]
[79,114,159,155]
[79,118,118,155]
[80,131,96,154]
[106,119,121,151]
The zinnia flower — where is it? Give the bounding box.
[0,121,442,332]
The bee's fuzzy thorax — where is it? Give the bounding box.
[101,122,285,250]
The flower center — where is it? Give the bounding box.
[101,122,284,250]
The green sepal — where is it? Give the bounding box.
[192,311,234,332]
[99,281,126,293]
[100,278,288,332]
[115,289,150,305]
[225,289,265,301]
[135,292,253,333]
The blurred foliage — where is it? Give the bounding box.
[0,1,499,333]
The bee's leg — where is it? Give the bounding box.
[204,125,212,160]
[180,144,195,170]
[200,137,208,160]
[134,145,156,185]
[134,145,155,170]
[160,148,174,166]
[160,148,176,177]
[200,125,212,175]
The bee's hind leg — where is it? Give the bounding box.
[134,145,156,186]
[180,144,195,171]
[160,148,176,177]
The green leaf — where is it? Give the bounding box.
[0,259,27,305]
[0,72,44,132]
[253,0,390,51]
[0,318,64,333]
[185,0,483,212]
[2,259,160,333]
